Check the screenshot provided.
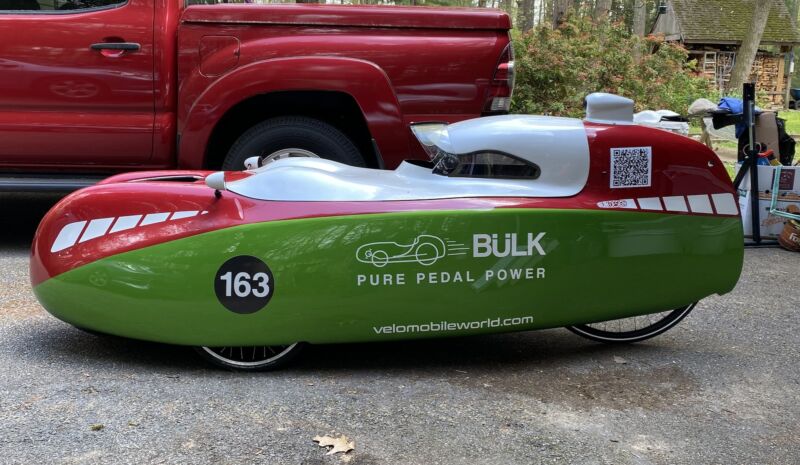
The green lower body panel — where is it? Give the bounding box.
[34,209,743,346]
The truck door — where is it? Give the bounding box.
[0,0,154,168]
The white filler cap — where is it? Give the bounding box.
[584,93,634,125]
[205,171,226,191]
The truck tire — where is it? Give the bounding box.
[222,116,365,170]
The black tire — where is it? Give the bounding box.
[193,343,305,372]
[222,116,365,170]
[566,303,696,344]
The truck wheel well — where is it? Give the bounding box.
[203,91,378,170]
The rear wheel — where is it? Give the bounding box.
[566,303,696,343]
[194,343,305,371]
[222,116,365,170]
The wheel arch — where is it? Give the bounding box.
[204,91,377,170]
[178,57,409,170]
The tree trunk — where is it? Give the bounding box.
[594,0,612,22]
[727,0,774,93]
[632,0,647,36]
[788,0,799,109]
[540,0,546,25]
[517,0,535,31]
[632,0,647,61]
[552,0,569,27]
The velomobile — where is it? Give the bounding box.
[30,94,744,370]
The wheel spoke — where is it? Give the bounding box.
[568,304,696,343]
[201,343,300,369]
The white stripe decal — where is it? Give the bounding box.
[140,212,170,226]
[686,195,713,214]
[663,196,688,212]
[51,221,87,253]
[50,210,211,252]
[711,193,738,215]
[79,218,114,243]
[637,197,663,211]
[170,211,199,220]
[109,215,142,233]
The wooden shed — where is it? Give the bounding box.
[653,0,800,107]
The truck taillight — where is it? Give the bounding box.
[484,42,515,114]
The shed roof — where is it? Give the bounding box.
[665,0,800,45]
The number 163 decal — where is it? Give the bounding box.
[214,256,275,314]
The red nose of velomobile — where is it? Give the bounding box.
[29,172,240,287]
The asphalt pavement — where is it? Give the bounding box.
[1,193,799,465]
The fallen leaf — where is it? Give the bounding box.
[313,434,354,455]
[613,356,627,364]
[89,424,104,431]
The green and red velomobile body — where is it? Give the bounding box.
[30,110,744,355]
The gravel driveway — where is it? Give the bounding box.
[1,194,798,464]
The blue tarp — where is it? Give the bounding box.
[718,97,762,138]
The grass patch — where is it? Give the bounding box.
[779,110,800,135]
[723,161,737,180]
[716,140,738,150]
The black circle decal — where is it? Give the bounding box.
[214,255,274,314]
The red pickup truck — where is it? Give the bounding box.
[0,0,512,191]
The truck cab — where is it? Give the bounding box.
[0,0,512,191]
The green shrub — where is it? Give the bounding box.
[511,14,714,117]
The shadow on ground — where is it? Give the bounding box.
[9,322,697,409]
[17,319,674,375]
[0,193,62,250]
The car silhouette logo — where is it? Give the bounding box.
[356,235,467,267]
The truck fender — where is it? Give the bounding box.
[179,56,409,169]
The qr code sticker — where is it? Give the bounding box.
[610,146,652,188]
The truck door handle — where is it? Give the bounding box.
[90,42,141,52]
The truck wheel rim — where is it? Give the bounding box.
[262,148,319,164]
[200,344,298,367]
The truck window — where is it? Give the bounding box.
[0,0,124,11]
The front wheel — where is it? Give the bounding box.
[222,117,365,170]
[194,343,305,371]
[566,303,696,343]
